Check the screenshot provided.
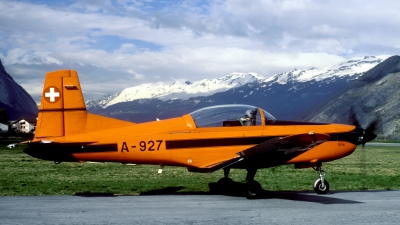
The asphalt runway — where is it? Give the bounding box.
[365,142,400,147]
[1,191,400,225]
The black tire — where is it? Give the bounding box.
[313,179,330,194]
[244,180,262,199]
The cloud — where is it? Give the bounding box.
[1,0,399,101]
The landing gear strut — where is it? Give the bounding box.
[216,167,263,199]
[216,168,234,193]
[243,167,262,199]
[313,166,330,194]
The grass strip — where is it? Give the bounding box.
[1,141,399,196]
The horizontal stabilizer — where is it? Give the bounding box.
[24,141,119,162]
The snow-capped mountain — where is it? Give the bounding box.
[263,56,387,84]
[87,56,389,110]
[86,55,390,123]
[87,73,264,108]
[85,55,399,139]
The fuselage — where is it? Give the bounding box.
[25,108,359,171]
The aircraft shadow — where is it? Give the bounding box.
[74,181,362,204]
[75,192,118,197]
[207,181,362,204]
[258,191,362,204]
[139,186,187,195]
[139,181,361,204]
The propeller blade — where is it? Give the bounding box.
[349,106,361,128]
[360,144,367,189]
[362,118,380,145]
[366,118,379,133]
[348,107,378,190]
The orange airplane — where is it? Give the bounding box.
[24,70,376,198]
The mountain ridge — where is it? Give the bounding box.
[87,55,389,109]
[0,59,38,120]
[87,72,265,108]
[87,56,391,123]
[296,55,400,139]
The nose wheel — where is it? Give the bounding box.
[313,166,330,194]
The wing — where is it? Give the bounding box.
[188,133,330,173]
[238,133,330,158]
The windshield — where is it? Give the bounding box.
[189,104,273,128]
[263,109,276,125]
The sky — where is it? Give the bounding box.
[1,0,400,102]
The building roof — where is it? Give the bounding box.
[12,118,37,125]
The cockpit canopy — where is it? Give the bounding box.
[189,104,276,128]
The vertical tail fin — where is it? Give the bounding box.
[35,70,87,138]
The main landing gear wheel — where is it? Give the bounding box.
[244,181,262,199]
[313,179,330,194]
[243,167,263,199]
[313,166,329,194]
[219,167,263,199]
[215,168,234,194]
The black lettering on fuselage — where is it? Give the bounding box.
[120,140,164,152]
[121,142,129,152]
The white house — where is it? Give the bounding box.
[12,118,36,133]
[0,123,8,133]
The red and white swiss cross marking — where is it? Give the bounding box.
[44,86,61,103]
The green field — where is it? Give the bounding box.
[1,140,399,196]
